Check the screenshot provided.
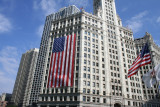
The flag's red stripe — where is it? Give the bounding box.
[128,60,151,77]
[54,52,60,87]
[128,51,151,78]
[62,36,69,86]
[129,55,151,72]
[129,56,140,69]
[58,51,64,87]
[128,71,138,78]
[71,34,76,86]
[128,59,151,75]
[47,53,53,88]
[51,53,57,87]
[66,35,73,86]
[128,57,151,73]
[129,54,150,70]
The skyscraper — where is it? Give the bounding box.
[35,0,144,106]
[11,48,39,106]
[31,0,160,107]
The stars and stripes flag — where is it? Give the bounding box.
[47,34,76,88]
[128,43,151,78]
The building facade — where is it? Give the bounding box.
[134,32,160,106]
[11,48,39,107]
[36,0,147,107]
[28,5,80,106]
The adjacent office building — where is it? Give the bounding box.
[134,32,160,106]
[11,48,39,106]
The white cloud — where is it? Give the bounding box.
[68,0,89,8]
[0,46,19,74]
[121,7,128,12]
[0,71,15,94]
[0,13,12,33]
[0,46,20,94]
[33,0,89,16]
[33,0,59,16]
[125,11,148,33]
[157,17,160,23]
[37,25,44,37]
[33,0,89,37]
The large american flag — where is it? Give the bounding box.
[47,34,76,88]
[128,43,151,78]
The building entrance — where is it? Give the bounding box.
[114,103,121,107]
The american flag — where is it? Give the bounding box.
[128,43,151,78]
[47,34,76,88]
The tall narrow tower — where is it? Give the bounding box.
[11,48,39,106]
[93,0,119,25]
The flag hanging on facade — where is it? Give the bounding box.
[47,34,76,88]
[128,43,151,78]
[142,64,160,88]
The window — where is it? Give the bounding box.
[92,39,95,42]
[103,77,105,81]
[87,89,90,93]
[128,101,130,105]
[83,81,86,86]
[93,90,95,94]
[93,82,95,87]
[83,88,86,93]
[87,74,90,79]
[87,97,90,102]
[83,96,86,102]
[97,83,99,87]
[85,36,87,40]
[97,98,99,103]
[84,47,87,51]
[96,76,99,80]
[92,97,95,102]
[87,81,90,86]
[103,84,106,88]
[93,75,95,80]
[103,98,106,103]
[88,67,90,72]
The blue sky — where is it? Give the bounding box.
[0,0,160,94]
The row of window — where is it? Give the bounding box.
[41,96,77,102]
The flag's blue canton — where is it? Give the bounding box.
[140,43,150,58]
[52,37,65,53]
